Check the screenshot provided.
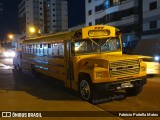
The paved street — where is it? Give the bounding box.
[0,58,121,120]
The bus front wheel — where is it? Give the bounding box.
[79,78,94,103]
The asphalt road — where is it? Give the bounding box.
[94,76,160,120]
[0,57,122,120]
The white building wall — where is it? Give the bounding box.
[142,0,160,39]
[19,0,68,37]
[85,0,138,26]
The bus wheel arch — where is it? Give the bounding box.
[78,73,94,102]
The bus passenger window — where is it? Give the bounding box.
[26,45,29,54]
[52,43,58,56]
[43,44,48,55]
[30,45,33,54]
[33,44,37,54]
[40,44,43,55]
[48,44,52,56]
[58,43,64,56]
[36,44,40,55]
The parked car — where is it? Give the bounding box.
[139,56,159,75]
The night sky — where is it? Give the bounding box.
[0,0,85,40]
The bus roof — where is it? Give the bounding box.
[22,25,120,44]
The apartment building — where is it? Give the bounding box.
[18,0,68,39]
[85,0,142,53]
[133,0,160,56]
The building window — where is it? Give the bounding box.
[150,1,157,11]
[89,22,92,26]
[95,4,103,12]
[88,0,91,3]
[88,10,92,15]
[150,20,157,29]
[110,0,120,6]
[104,0,110,9]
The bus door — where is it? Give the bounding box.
[65,40,74,89]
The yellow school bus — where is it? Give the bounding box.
[14,25,147,102]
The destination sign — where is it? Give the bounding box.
[88,30,110,37]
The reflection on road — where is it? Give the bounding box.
[0,63,11,69]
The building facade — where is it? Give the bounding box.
[133,0,160,56]
[18,0,68,39]
[85,0,142,53]
[142,0,160,40]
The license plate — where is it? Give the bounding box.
[121,82,133,88]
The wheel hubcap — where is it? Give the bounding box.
[80,80,90,100]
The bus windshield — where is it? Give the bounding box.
[74,37,121,55]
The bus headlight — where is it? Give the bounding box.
[96,72,103,78]
[154,56,159,61]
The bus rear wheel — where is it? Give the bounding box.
[79,79,94,103]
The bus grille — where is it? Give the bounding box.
[109,59,140,78]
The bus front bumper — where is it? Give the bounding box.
[92,76,147,91]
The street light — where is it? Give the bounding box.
[29,27,36,33]
[8,34,14,39]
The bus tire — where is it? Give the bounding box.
[78,75,95,103]
[125,85,143,96]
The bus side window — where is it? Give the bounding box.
[52,43,58,56]
[43,44,48,55]
[40,44,43,55]
[33,44,37,54]
[58,43,64,56]
[48,44,52,56]
[37,44,40,55]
